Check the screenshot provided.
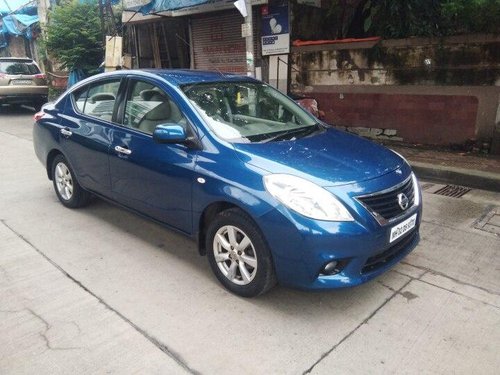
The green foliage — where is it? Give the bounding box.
[325,0,363,38]
[440,0,500,35]
[363,0,500,38]
[364,0,443,38]
[45,1,103,74]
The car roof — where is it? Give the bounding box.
[152,69,255,86]
[104,69,257,87]
[65,69,259,98]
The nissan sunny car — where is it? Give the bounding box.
[33,70,421,297]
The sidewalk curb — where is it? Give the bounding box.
[410,161,500,192]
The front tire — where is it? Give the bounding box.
[52,154,91,208]
[206,208,277,297]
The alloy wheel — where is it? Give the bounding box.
[213,225,258,285]
[55,162,73,200]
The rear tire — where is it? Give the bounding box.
[52,154,91,208]
[206,208,277,297]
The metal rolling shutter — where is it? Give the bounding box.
[191,10,246,74]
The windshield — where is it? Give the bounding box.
[0,61,40,75]
[182,81,318,143]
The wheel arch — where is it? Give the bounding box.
[46,149,63,180]
[197,201,240,256]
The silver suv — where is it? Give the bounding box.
[0,57,48,110]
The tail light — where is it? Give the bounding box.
[34,73,46,79]
[0,73,6,78]
[34,111,46,121]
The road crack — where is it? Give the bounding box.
[27,308,82,351]
[302,277,414,374]
[401,261,500,296]
[1,219,199,374]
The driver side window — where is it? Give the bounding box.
[123,80,185,135]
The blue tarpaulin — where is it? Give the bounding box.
[2,14,38,37]
[125,0,214,14]
[0,0,39,48]
[67,69,87,88]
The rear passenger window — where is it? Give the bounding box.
[73,87,88,112]
[72,80,121,122]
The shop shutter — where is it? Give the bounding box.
[191,10,246,74]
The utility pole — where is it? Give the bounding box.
[98,0,106,46]
[243,0,255,77]
[235,0,255,76]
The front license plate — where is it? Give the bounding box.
[390,214,417,243]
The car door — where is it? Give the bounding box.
[58,78,123,195]
[109,77,197,234]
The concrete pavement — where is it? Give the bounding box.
[1,107,499,374]
[389,143,500,192]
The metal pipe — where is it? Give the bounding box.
[244,0,255,77]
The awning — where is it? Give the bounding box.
[123,0,266,21]
[124,0,211,14]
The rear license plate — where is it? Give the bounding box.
[390,214,417,243]
[12,80,32,85]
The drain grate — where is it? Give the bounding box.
[433,184,471,198]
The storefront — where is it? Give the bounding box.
[122,0,265,75]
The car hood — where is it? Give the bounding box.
[232,128,403,187]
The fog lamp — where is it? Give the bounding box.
[321,261,341,276]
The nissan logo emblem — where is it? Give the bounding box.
[398,193,409,210]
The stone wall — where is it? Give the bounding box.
[290,34,500,152]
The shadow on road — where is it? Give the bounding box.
[0,104,37,115]
[75,196,386,312]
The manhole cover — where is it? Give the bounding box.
[433,184,471,198]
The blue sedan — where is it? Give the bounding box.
[33,70,421,297]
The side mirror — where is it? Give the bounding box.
[153,124,187,144]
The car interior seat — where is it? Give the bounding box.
[138,89,185,131]
[138,95,172,134]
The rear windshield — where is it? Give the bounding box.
[0,61,40,75]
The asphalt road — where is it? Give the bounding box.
[1,106,499,374]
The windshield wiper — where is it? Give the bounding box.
[260,124,322,143]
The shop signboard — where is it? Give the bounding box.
[261,3,289,56]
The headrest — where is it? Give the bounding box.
[144,101,171,121]
[88,92,115,104]
[140,89,166,101]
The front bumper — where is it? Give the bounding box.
[258,171,422,290]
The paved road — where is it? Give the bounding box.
[1,107,499,374]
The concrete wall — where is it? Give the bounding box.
[290,34,500,152]
[1,36,28,58]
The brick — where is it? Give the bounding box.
[384,129,398,136]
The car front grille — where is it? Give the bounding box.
[357,176,415,223]
[362,229,418,274]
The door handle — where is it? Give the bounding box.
[60,128,72,137]
[115,145,132,155]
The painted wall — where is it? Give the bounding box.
[290,34,500,152]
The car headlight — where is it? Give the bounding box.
[263,174,354,221]
[411,172,421,206]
